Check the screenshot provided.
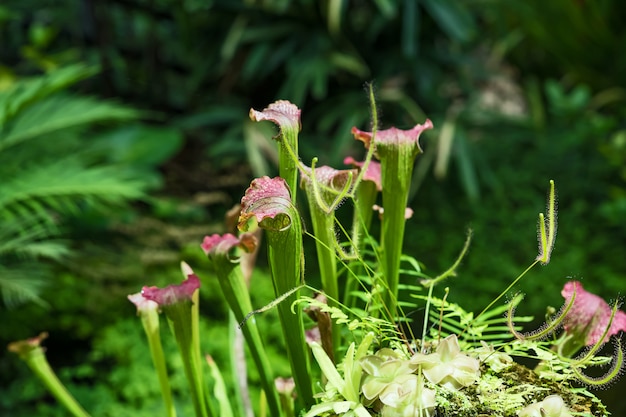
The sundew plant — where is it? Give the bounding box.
[9,86,626,417]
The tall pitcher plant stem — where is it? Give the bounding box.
[238,176,314,408]
[8,333,91,417]
[201,233,283,417]
[352,91,433,318]
[128,292,177,417]
[141,274,215,417]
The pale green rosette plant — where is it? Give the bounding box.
[518,395,574,417]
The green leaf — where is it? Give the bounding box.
[0,65,147,307]
[0,158,146,217]
[0,64,97,126]
[420,0,476,43]
[0,95,138,152]
[100,124,183,167]
[453,130,480,202]
[0,263,49,307]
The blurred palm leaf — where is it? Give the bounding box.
[0,94,138,151]
[0,65,147,307]
[0,263,50,307]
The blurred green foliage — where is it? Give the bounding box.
[0,65,145,306]
[1,0,625,415]
[413,79,626,311]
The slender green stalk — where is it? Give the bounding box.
[229,312,253,417]
[378,159,411,317]
[462,260,539,338]
[309,211,338,301]
[350,181,377,257]
[377,135,422,319]
[307,203,341,357]
[238,168,314,406]
[28,351,91,417]
[301,165,355,308]
[9,334,91,417]
[266,224,315,407]
[163,299,213,417]
[302,166,354,357]
[206,354,234,417]
[136,300,177,417]
[141,274,214,417]
[190,282,215,417]
[209,256,283,417]
[343,180,378,308]
[279,136,299,204]
[352,86,432,319]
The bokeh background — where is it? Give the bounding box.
[1,0,625,415]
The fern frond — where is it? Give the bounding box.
[0,94,139,152]
[0,263,49,307]
[0,215,68,260]
[410,294,533,347]
[0,157,147,219]
[0,65,148,307]
[0,64,97,127]
[11,241,70,261]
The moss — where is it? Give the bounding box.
[433,362,609,417]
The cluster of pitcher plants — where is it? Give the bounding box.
[10,87,626,416]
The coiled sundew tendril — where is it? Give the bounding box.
[507,288,576,342]
[571,300,621,366]
[573,338,625,388]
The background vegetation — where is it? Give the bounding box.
[1,0,625,415]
